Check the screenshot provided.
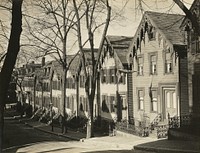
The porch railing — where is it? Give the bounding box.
[115,114,192,139]
[156,114,192,139]
[168,114,191,128]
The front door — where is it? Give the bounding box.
[163,88,177,119]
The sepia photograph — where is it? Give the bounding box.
[0,0,199,152]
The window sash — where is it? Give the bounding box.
[151,62,157,74]
[165,62,172,73]
[138,65,143,75]
[138,90,144,110]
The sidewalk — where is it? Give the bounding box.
[10,114,200,153]
[18,117,86,141]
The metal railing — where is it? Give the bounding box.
[115,114,192,139]
[115,119,150,137]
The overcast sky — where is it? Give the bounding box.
[107,0,194,37]
[0,0,195,63]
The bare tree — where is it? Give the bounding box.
[0,0,23,151]
[0,1,40,67]
[24,0,87,134]
[73,0,111,138]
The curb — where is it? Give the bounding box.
[18,119,81,141]
[134,145,200,153]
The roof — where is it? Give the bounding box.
[106,35,133,64]
[83,48,98,59]
[106,35,133,48]
[145,11,185,46]
[68,54,81,75]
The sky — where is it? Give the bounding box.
[107,0,194,37]
[0,0,195,64]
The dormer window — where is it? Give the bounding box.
[148,26,156,40]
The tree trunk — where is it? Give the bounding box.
[33,76,36,112]
[173,0,200,35]
[86,89,95,138]
[0,0,23,151]
[61,68,67,134]
[73,0,111,139]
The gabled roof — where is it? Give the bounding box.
[106,35,133,49]
[106,35,133,64]
[145,11,185,46]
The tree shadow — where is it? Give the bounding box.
[2,119,70,152]
[84,150,133,153]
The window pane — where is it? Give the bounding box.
[140,100,144,110]
[173,92,177,109]
[138,57,143,64]
[153,101,157,111]
[166,92,170,108]
[138,90,144,110]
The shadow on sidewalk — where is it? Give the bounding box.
[134,139,200,153]
[82,150,132,153]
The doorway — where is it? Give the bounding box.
[162,88,178,119]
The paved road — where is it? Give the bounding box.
[3,118,153,153]
[3,118,70,152]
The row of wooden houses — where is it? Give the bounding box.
[14,0,200,137]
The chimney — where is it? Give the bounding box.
[42,57,45,67]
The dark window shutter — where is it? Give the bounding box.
[107,69,110,84]
[101,69,104,83]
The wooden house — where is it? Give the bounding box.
[100,35,133,124]
[127,11,188,125]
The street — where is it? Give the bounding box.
[3,118,154,153]
[3,118,70,152]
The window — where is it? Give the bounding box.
[57,81,61,90]
[150,89,157,112]
[80,75,85,88]
[66,97,70,108]
[138,57,143,76]
[110,69,116,83]
[172,92,176,109]
[150,55,157,75]
[148,26,156,40]
[101,69,106,83]
[118,72,126,84]
[102,95,109,112]
[110,96,115,112]
[138,90,144,110]
[85,97,88,112]
[165,52,173,73]
[80,97,83,111]
[166,92,170,108]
